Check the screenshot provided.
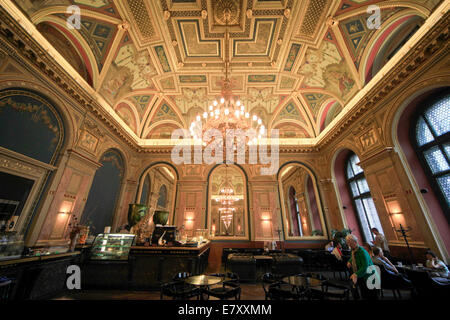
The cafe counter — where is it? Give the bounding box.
[0,251,80,299]
[81,241,210,290]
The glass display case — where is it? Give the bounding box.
[90,233,135,261]
[0,231,24,260]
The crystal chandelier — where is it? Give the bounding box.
[216,165,237,231]
[189,9,264,146]
[219,207,235,230]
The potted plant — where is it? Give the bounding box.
[331,228,353,250]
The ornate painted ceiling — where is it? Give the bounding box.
[11,0,443,144]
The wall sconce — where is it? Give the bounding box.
[386,200,403,216]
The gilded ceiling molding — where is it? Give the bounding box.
[334,1,431,21]
[316,9,449,152]
[96,22,128,91]
[36,15,100,88]
[30,7,123,25]
[330,21,363,90]
[0,6,141,152]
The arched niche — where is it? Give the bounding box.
[207,164,249,240]
[278,162,327,240]
[135,162,178,224]
[0,88,66,237]
[81,149,124,235]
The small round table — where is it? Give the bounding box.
[282,275,324,300]
[185,275,223,286]
[282,275,323,288]
[185,275,225,300]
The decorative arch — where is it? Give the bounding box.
[31,7,122,25]
[393,85,450,255]
[114,101,139,134]
[35,17,98,86]
[144,121,184,139]
[81,148,125,235]
[135,162,179,223]
[331,146,364,241]
[360,11,425,84]
[0,87,69,237]
[319,100,342,132]
[145,99,186,131]
[269,99,309,129]
[335,2,430,21]
[272,120,311,139]
[277,161,329,240]
[0,88,66,164]
[206,163,250,240]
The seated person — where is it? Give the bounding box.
[325,241,334,252]
[362,242,374,258]
[331,241,343,261]
[425,250,449,278]
[372,246,399,274]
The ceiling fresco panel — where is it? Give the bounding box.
[178,19,221,57]
[232,18,277,57]
[298,31,357,104]
[8,0,439,145]
[99,34,157,104]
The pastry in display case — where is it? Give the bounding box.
[90,233,135,260]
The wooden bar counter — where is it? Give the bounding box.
[0,252,80,299]
[81,241,210,290]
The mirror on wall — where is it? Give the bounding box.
[208,165,247,239]
[279,164,327,239]
[137,165,177,222]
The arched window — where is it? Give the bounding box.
[345,153,384,242]
[414,95,450,211]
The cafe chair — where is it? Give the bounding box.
[160,281,201,300]
[0,276,14,300]
[379,265,413,300]
[172,272,192,281]
[318,280,351,300]
[170,272,201,297]
[202,273,241,300]
[262,273,280,300]
[267,282,302,300]
[405,268,450,298]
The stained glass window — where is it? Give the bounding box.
[345,153,384,243]
[415,94,450,210]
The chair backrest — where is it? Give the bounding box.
[404,268,436,295]
[173,272,191,281]
[262,273,278,293]
[226,272,239,281]
[208,273,225,277]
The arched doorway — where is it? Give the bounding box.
[278,162,327,240]
[135,163,178,224]
[207,164,249,240]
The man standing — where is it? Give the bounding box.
[371,228,390,258]
[346,234,379,300]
